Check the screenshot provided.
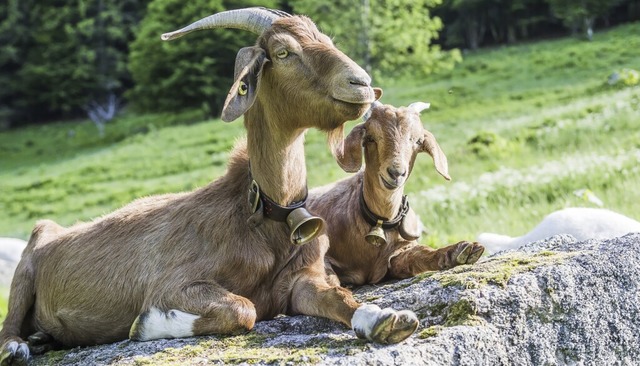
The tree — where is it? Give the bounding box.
[546,0,624,40]
[290,0,461,81]
[0,0,150,127]
[127,0,278,116]
[0,0,37,126]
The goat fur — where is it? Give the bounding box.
[478,207,640,254]
[0,11,418,363]
[308,102,484,286]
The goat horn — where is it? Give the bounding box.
[408,102,431,114]
[161,7,290,41]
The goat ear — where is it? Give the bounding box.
[373,87,383,101]
[221,47,268,122]
[421,130,451,180]
[335,123,365,173]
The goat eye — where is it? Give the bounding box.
[276,49,289,59]
[238,81,248,96]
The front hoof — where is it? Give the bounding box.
[452,241,484,266]
[465,242,484,264]
[0,340,30,366]
[27,332,59,355]
[352,305,418,344]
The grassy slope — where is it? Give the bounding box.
[0,22,639,249]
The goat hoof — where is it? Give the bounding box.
[27,331,52,346]
[466,242,485,264]
[370,309,419,344]
[0,340,30,366]
[452,241,484,266]
[353,305,418,344]
[27,332,59,355]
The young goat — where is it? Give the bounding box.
[478,207,640,254]
[308,102,484,286]
[0,8,418,364]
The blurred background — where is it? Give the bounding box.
[0,0,638,247]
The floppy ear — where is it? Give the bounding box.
[221,47,268,122]
[335,123,366,173]
[421,130,451,180]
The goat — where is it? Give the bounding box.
[478,207,640,254]
[307,101,484,286]
[0,8,419,364]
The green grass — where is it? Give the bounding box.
[0,23,638,258]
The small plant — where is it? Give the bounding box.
[608,68,640,88]
[466,131,519,158]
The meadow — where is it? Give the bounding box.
[1,22,639,251]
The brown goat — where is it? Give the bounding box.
[308,101,484,286]
[0,8,419,364]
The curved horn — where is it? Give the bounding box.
[161,7,290,41]
[408,102,431,114]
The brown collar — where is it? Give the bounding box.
[248,169,308,222]
[359,188,409,230]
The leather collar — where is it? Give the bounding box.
[248,168,307,222]
[359,188,409,230]
[258,185,307,222]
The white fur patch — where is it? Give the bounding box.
[136,307,199,341]
[351,304,383,339]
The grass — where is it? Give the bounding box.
[0,22,639,322]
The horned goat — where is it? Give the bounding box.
[478,207,640,254]
[0,8,419,364]
[308,101,484,286]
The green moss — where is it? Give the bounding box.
[431,251,577,289]
[131,332,340,365]
[44,350,68,364]
[442,299,487,327]
[418,326,444,339]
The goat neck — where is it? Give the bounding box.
[244,104,307,205]
[361,171,405,221]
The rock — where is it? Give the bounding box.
[31,233,640,365]
[0,237,27,287]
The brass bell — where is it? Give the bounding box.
[365,220,387,246]
[286,207,325,245]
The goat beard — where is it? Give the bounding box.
[327,125,346,163]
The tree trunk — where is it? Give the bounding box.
[584,17,594,41]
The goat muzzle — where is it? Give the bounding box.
[286,208,325,246]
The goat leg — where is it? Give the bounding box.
[388,241,485,278]
[289,270,418,344]
[130,281,256,341]
[27,332,61,355]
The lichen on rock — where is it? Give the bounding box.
[30,233,640,365]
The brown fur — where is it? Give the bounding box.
[0,12,376,356]
[308,103,485,286]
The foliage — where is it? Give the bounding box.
[608,68,640,87]
[435,0,636,49]
[546,0,624,40]
[127,0,278,116]
[290,0,462,81]
[0,0,149,127]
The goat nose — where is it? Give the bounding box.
[348,75,371,87]
[387,167,407,180]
